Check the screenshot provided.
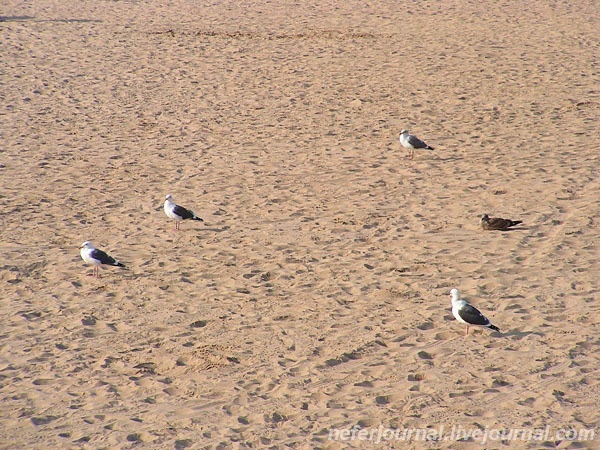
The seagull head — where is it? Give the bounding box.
[450,288,460,300]
[481,214,490,221]
[79,241,94,250]
[165,194,173,201]
[400,129,409,135]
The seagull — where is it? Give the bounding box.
[450,288,500,336]
[480,214,523,231]
[79,241,125,277]
[399,129,434,159]
[164,194,204,231]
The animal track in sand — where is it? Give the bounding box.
[476,359,572,409]
[560,100,599,112]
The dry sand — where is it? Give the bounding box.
[1,0,599,448]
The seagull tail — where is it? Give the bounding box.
[488,324,500,332]
[192,216,204,222]
[426,145,434,150]
[510,220,523,227]
[114,262,126,268]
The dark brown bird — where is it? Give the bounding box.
[480,214,523,231]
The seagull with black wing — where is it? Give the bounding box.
[399,129,434,159]
[79,241,125,278]
[450,288,500,336]
[164,194,204,231]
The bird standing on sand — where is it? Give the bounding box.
[79,241,125,277]
[164,194,204,231]
[480,214,522,231]
[399,129,434,159]
[450,288,500,336]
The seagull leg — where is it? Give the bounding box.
[465,326,469,336]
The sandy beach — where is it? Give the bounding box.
[1,0,599,448]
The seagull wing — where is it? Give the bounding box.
[489,217,521,230]
[458,304,491,326]
[173,204,196,220]
[407,134,430,149]
[91,248,121,266]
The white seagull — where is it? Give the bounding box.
[79,241,125,278]
[450,288,500,336]
[164,194,204,231]
[399,129,434,159]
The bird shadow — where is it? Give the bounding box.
[201,226,230,233]
[434,156,464,162]
[488,226,528,232]
[0,16,102,23]
[497,330,544,339]
[0,15,35,21]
